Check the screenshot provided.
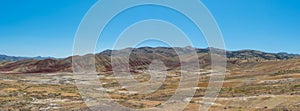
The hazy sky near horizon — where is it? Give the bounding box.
[0,0,300,57]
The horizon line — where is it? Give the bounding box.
[1,46,299,58]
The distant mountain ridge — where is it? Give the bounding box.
[0,47,300,73]
[0,54,54,62]
[226,49,300,60]
[100,47,300,60]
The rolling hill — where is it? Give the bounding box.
[0,47,299,74]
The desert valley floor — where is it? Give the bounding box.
[0,69,299,111]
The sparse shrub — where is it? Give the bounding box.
[20,109,30,111]
[293,84,300,88]
[271,69,300,76]
[139,103,145,108]
[155,103,162,107]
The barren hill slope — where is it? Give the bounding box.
[0,47,299,74]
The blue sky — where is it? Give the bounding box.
[0,0,299,58]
